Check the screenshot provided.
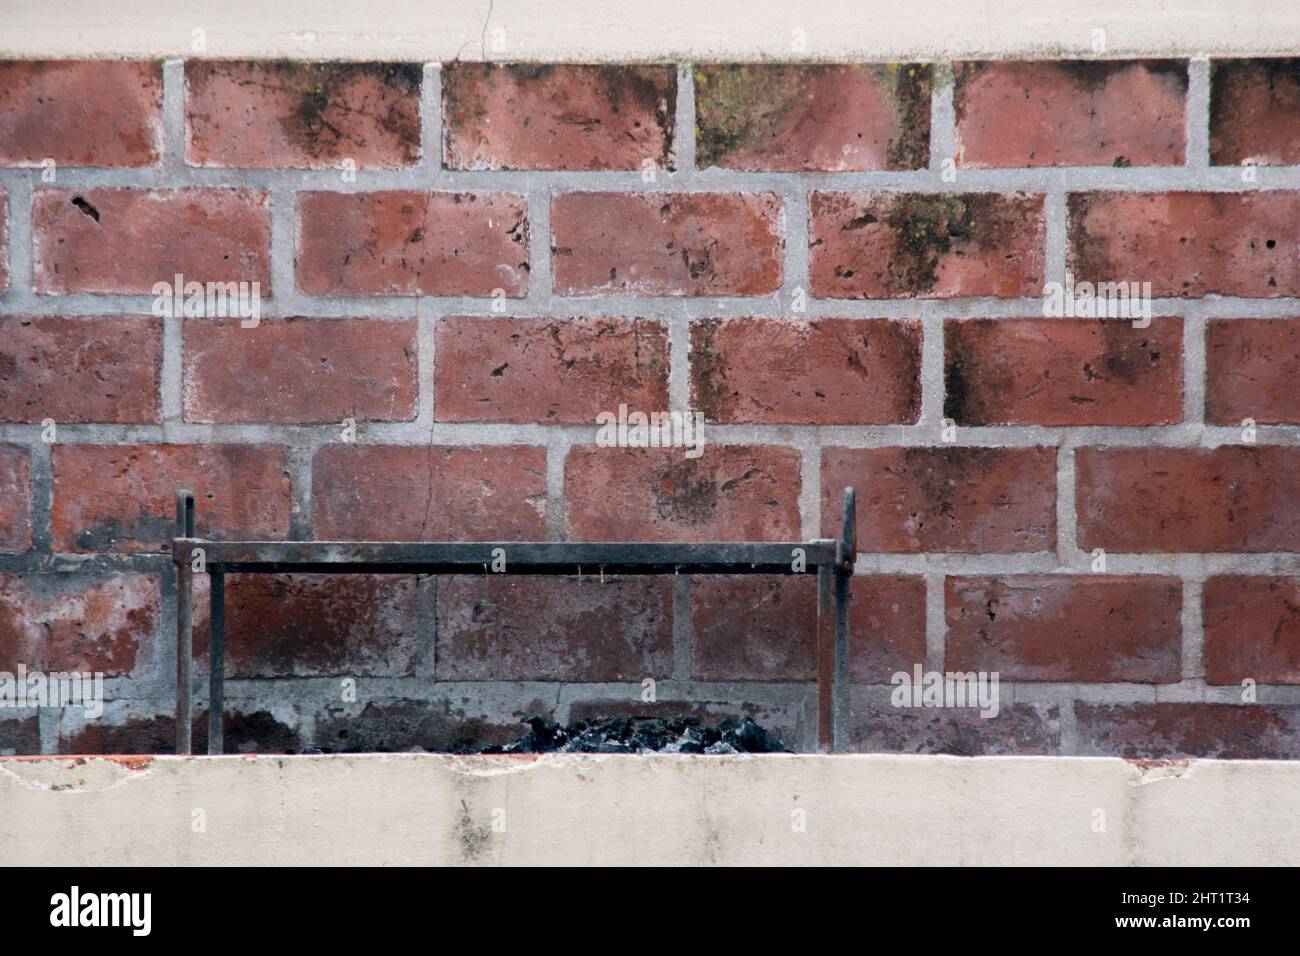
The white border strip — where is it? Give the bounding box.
[3,0,1299,61]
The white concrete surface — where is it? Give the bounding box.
[2,753,1296,865]
[1,0,1297,61]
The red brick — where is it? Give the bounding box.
[1074,702,1300,759]
[1205,319,1300,425]
[51,444,291,552]
[434,316,669,424]
[186,61,421,169]
[63,711,300,756]
[183,316,417,424]
[822,446,1056,553]
[691,317,921,425]
[1076,446,1300,553]
[565,445,801,542]
[0,61,162,167]
[691,574,926,682]
[695,63,930,171]
[848,689,1060,754]
[944,317,1183,426]
[0,572,159,676]
[0,316,162,424]
[435,576,672,681]
[946,575,1182,682]
[0,445,31,553]
[313,699,556,754]
[551,192,783,297]
[0,715,39,754]
[1210,58,1300,165]
[443,63,676,171]
[809,191,1045,299]
[193,574,420,678]
[1068,191,1300,298]
[295,190,528,297]
[32,188,270,294]
[1203,575,1300,684]
[955,60,1187,167]
[312,444,546,541]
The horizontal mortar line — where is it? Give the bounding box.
[3,423,1300,445]
[850,553,1300,575]
[5,296,1300,320]
[2,424,1299,446]
[9,165,1300,192]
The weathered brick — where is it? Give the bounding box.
[944,317,1183,425]
[1068,191,1300,298]
[295,190,528,297]
[314,698,557,754]
[1203,575,1300,684]
[63,710,300,755]
[1076,446,1300,553]
[1210,58,1300,165]
[435,576,673,681]
[690,574,926,682]
[443,63,676,171]
[1205,318,1300,425]
[848,687,1061,755]
[312,444,546,540]
[551,192,783,296]
[193,573,421,678]
[0,445,31,552]
[1074,702,1300,759]
[955,60,1187,167]
[434,316,669,424]
[32,188,270,294]
[809,191,1045,299]
[695,63,930,171]
[183,316,417,424]
[822,447,1056,553]
[565,445,801,541]
[0,316,162,424]
[946,576,1182,682]
[0,715,39,755]
[51,444,291,552]
[0,60,162,167]
[691,317,922,425]
[186,61,421,168]
[0,572,158,677]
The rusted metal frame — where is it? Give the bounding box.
[174,488,857,756]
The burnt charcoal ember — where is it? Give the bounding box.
[483,715,790,754]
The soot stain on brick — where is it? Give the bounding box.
[876,193,1013,294]
[694,64,801,168]
[653,459,719,524]
[887,64,932,169]
[278,62,421,161]
[1209,58,1300,162]
[689,318,733,420]
[74,512,176,551]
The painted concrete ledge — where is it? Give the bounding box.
[2,0,1298,61]
[2,753,1297,865]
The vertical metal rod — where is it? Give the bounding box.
[816,563,834,754]
[835,487,857,754]
[175,490,195,755]
[208,570,225,756]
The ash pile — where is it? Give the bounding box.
[484,715,790,754]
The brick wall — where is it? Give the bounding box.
[0,58,1297,758]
